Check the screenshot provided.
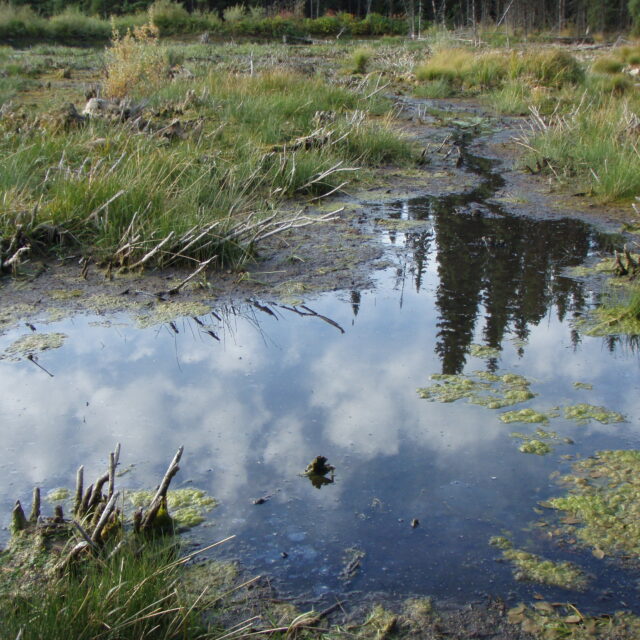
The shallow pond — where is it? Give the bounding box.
[1,190,639,613]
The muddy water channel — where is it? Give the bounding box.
[2,130,640,614]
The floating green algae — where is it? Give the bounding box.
[572,382,593,391]
[501,408,550,425]
[511,428,558,455]
[518,439,552,455]
[508,603,640,638]
[45,488,70,502]
[136,301,212,328]
[50,289,83,300]
[128,488,217,528]
[563,404,626,425]
[489,535,513,550]
[469,343,500,359]
[417,371,536,408]
[0,304,36,333]
[1,332,67,360]
[502,548,589,590]
[548,450,640,557]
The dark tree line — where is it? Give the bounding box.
[12,0,638,32]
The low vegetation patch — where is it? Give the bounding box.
[548,450,640,558]
[502,548,589,590]
[417,370,535,409]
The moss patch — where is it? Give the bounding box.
[563,404,626,425]
[502,548,589,591]
[1,332,67,360]
[128,488,217,529]
[548,450,640,557]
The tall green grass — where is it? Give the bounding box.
[415,48,584,95]
[0,60,413,268]
[0,536,207,639]
[524,98,640,202]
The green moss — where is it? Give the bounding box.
[502,548,589,590]
[548,450,640,557]
[563,403,626,425]
[128,488,217,529]
[1,332,67,360]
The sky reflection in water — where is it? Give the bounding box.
[1,197,639,612]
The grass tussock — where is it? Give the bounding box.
[523,99,640,202]
[415,48,584,95]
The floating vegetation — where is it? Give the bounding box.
[136,301,212,328]
[0,304,36,333]
[548,450,640,557]
[518,439,552,455]
[563,404,626,425]
[45,488,70,502]
[417,371,535,409]
[502,548,589,591]
[488,535,513,550]
[573,382,593,391]
[1,332,67,360]
[469,343,500,359]
[50,289,83,300]
[511,428,558,455]
[507,603,640,638]
[501,408,550,424]
[128,488,217,529]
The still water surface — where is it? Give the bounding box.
[1,194,639,612]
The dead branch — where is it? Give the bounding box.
[141,446,184,530]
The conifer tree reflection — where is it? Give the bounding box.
[400,196,607,374]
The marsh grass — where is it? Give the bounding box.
[0,44,413,270]
[524,98,640,202]
[0,536,207,640]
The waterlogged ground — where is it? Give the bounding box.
[1,91,640,621]
[1,190,639,615]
